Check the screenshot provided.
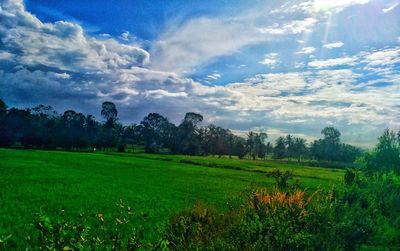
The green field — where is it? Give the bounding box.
[0,148,344,247]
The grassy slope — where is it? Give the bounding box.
[0,148,344,246]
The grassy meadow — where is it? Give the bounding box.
[0,148,343,248]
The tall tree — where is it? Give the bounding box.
[257,133,268,160]
[321,126,341,144]
[0,99,7,116]
[246,132,268,160]
[293,137,307,161]
[285,134,295,160]
[183,112,203,126]
[60,110,87,149]
[321,126,342,161]
[101,101,118,127]
[273,137,286,159]
[246,131,257,160]
[265,142,274,158]
[0,99,11,146]
[140,113,175,153]
[174,112,203,155]
[374,129,400,172]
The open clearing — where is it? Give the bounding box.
[0,148,344,246]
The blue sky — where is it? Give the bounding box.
[0,0,399,146]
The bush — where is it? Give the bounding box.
[344,168,357,185]
[267,169,297,190]
[117,144,126,152]
[163,188,337,250]
[163,172,400,250]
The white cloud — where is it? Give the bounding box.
[206,73,221,80]
[120,31,131,41]
[296,46,316,54]
[308,56,357,68]
[313,0,371,12]
[259,18,318,35]
[50,72,71,79]
[0,0,150,74]
[0,51,13,60]
[151,17,266,74]
[323,41,344,49]
[259,53,279,66]
[152,10,318,74]
[0,0,194,120]
[145,89,188,99]
[294,62,305,68]
[382,2,399,13]
[362,47,400,66]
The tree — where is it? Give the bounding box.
[285,135,295,160]
[183,112,203,126]
[233,137,246,159]
[60,110,87,149]
[257,133,268,160]
[98,102,119,149]
[310,139,323,161]
[201,124,229,156]
[85,115,98,146]
[4,108,32,147]
[173,112,203,155]
[293,137,307,161]
[0,98,7,116]
[30,105,58,148]
[373,129,400,173]
[246,131,256,159]
[101,102,118,127]
[273,137,286,159]
[265,142,274,158]
[140,113,175,153]
[337,143,362,162]
[123,124,140,147]
[246,132,268,160]
[0,99,11,146]
[357,129,400,174]
[321,126,341,144]
[319,126,342,161]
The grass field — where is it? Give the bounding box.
[0,148,344,248]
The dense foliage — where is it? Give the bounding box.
[357,128,400,174]
[0,99,362,163]
[163,171,400,251]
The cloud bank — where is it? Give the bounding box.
[0,0,399,146]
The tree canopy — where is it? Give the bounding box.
[0,98,364,163]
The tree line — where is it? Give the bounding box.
[0,99,362,162]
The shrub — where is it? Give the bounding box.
[27,200,144,250]
[163,172,400,250]
[344,168,356,185]
[163,188,337,250]
[117,144,126,152]
[267,169,296,190]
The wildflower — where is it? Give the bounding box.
[97,213,104,222]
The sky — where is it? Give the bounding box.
[0,0,399,147]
